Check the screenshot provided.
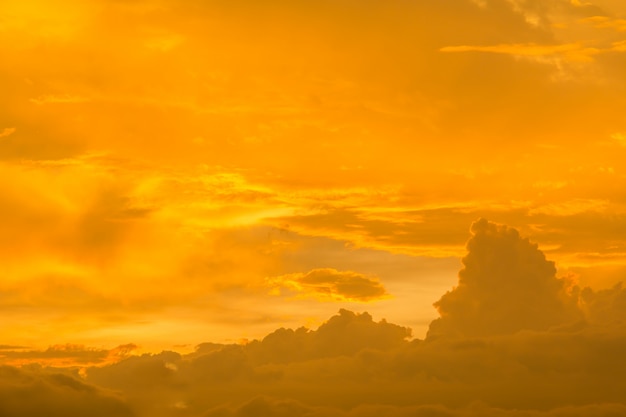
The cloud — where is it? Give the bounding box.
[610,132,626,145]
[0,127,16,138]
[3,0,626,411]
[203,397,626,417]
[582,15,626,31]
[266,268,389,302]
[440,42,601,62]
[611,39,626,51]
[428,219,581,338]
[75,250,626,415]
[202,396,338,417]
[579,282,626,325]
[2,0,626,345]
[441,42,583,56]
[84,309,412,414]
[0,366,135,417]
[245,309,411,365]
[29,94,90,105]
[528,198,609,216]
[0,344,138,367]
[267,206,472,258]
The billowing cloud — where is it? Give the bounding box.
[72,262,626,414]
[79,305,626,416]
[245,309,411,364]
[1,0,626,352]
[0,366,135,417]
[84,309,412,414]
[579,282,626,325]
[2,0,626,413]
[266,268,388,302]
[428,219,581,338]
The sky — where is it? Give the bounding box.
[1,0,626,415]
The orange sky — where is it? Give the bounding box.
[1,0,626,355]
[2,2,626,416]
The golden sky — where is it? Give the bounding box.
[1,1,626,416]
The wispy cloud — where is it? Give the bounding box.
[440,42,602,62]
[0,127,16,138]
[30,94,90,105]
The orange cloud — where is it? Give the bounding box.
[3,217,622,416]
[0,127,16,138]
[0,344,138,368]
[429,219,581,338]
[440,42,602,62]
[29,94,91,105]
[2,2,626,410]
[203,397,626,417]
[0,366,134,417]
[440,43,583,56]
[267,268,389,302]
[582,15,626,31]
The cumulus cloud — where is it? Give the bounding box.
[83,310,412,414]
[3,0,626,412]
[4,218,626,417]
[23,220,611,417]
[3,0,626,353]
[76,283,626,415]
[245,309,411,364]
[0,366,135,417]
[579,282,626,325]
[428,218,581,338]
[266,268,388,302]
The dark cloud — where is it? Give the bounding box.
[203,396,626,417]
[245,309,411,365]
[428,219,581,338]
[267,268,388,302]
[579,282,626,325]
[83,310,412,414]
[67,219,626,416]
[4,219,626,416]
[78,292,626,415]
[0,366,135,417]
[87,350,182,390]
[0,345,27,350]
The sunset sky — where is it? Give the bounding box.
[1,1,626,416]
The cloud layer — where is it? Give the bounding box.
[1,0,626,413]
[0,366,134,417]
[1,220,626,416]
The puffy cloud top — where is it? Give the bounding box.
[246,309,411,364]
[428,219,580,338]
